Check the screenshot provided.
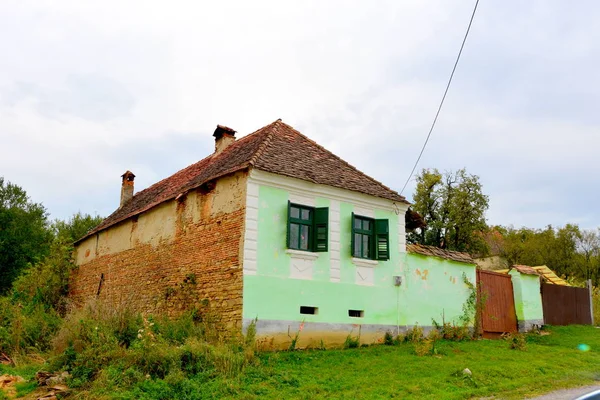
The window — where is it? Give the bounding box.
[351,213,389,260]
[287,202,329,252]
[348,309,364,318]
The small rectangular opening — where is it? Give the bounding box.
[300,306,318,315]
[348,309,364,318]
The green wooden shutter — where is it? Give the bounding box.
[351,212,355,257]
[286,201,291,248]
[375,219,389,260]
[313,207,329,252]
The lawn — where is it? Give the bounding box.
[2,325,600,399]
[210,325,600,399]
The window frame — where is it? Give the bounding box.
[287,202,329,253]
[351,213,390,261]
[352,214,374,259]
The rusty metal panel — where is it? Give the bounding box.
[477,270,518,336]
[541,283,592,325]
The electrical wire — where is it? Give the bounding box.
[399,0,480,196]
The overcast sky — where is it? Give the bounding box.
[1,0,599,230]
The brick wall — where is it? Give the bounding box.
[70,171,248,330]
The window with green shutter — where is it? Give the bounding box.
[287,201,329,252]
[351,213,390,261]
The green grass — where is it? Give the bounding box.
[123,325,600,400]
[4,325,600,399]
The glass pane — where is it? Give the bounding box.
[300,225,309,250]
[301,209,310,221]
[290,207,300,219]
[362,235,370,258]
[290,223,299,248]
[354,218,362,230]
[362,219,370,231]
[354,233,362,257]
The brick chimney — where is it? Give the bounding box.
[213,125,236,155]
[120,170,135,208]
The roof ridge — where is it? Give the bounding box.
[248,119,281,166]
[272,121,406,202]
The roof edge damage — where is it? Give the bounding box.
[77,119,408,244]
[406,243,475,265]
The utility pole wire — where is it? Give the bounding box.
[399,0,480,196]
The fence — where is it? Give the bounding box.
[541,283,592,325]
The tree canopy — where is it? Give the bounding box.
[408,168,489,254]
[0,177,52,293]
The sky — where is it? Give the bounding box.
[1,0,599,230]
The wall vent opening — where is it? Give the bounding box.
[348,309,364,318]
[300,306,318,315]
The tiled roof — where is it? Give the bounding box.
[511,265,540,276]
[77,119,408,243]
[406,244,475,265]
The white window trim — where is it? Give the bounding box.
[286,249,320,261]
[352,257,379,268]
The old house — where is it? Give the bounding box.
[72,120,477,345]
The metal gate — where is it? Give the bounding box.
[541,283,592,325]
[477,270,518,338]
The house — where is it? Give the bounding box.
[72,120,477,346]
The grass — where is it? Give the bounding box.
[2,325,600,399]
[225,325,600,399]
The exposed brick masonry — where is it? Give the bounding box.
[70,174,247,330]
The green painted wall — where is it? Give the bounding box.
[510,270,544,323]
[243,183,477,329]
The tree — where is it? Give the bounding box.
[497,224,582,280]
[576,229,600,284]
[408,168,489,254]
[11,212,104,315]
[0,177,52,293]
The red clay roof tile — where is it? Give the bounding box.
[78,120,408,243]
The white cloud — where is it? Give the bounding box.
[1,0,599,230]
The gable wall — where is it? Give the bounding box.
[70,170,248,329]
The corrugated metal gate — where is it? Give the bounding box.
[541,283,592,325]
[477,270,518,338]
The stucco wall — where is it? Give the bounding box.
[509,270,544,331]
[71,171,248,329]
[241,170,477,347]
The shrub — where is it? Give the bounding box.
[383,331,394,346]
[404,325,424,343]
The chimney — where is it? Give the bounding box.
[120,170,135,208]
[213,125,236,155]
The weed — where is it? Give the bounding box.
[384,331,394,346]
[503,332,527,351]
[287,321,304,351]
[404,325,424,343]
[343,335,360,349]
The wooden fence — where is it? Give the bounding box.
[541,283,592,325]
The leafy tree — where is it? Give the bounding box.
[575,229,600,284]
[11,212,104,315]
[408,168,489,254]
[0,177,52,293]
[496,224,583,281]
